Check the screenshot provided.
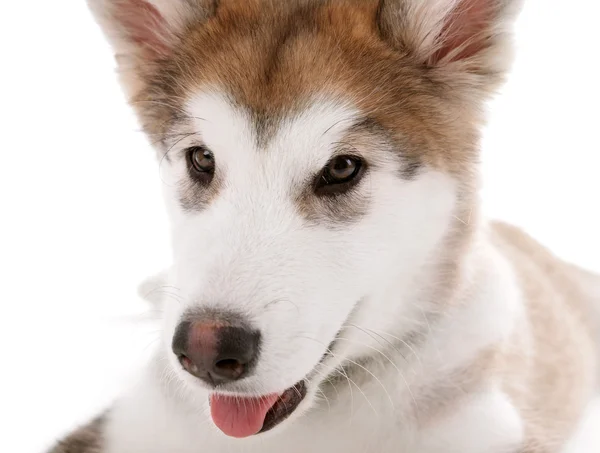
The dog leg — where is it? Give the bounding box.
[416,389,524,453]
[47,415,106,453]
[137,269,170,308]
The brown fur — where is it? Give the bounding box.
[114,0,484,246]
[128,0,481,298]
[491,222,598,452]
[136,1,483,176]
[47,416,105,453]
[407,222,598,452]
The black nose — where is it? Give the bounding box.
[172,317,261,386]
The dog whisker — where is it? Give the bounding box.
[306,367,336,411]
[299,335,378,418]
[143,287,184,300]
[362,326,424,370]
[341,325,428,420]
[331,338,396,411]
[317,360,357,425]
[315,387,332,413]
[263,298,300,313]
[336,336,420,415]
[142,336,162,352]
[345,323,408,361]
[416,306,443,363]
[142,289,183,299]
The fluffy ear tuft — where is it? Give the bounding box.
[88,0,216,61]
[379,0,522,75]
[88,0,217,98]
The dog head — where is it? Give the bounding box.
[89,0,521,438]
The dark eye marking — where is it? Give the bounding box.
[315,155,366,196]
[186,146,215,185]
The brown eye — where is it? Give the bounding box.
[186,146,215,183]
[316,155,364,195]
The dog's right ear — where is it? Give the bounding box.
[88,0,217,61]
[88,0,217,95]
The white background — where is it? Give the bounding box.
[0,1,599,452]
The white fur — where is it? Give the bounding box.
[102,94,529,453]
[417,389,524,453]
[159,92,462,396]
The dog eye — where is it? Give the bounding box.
[186,146,215,183]
[315,156,364,195]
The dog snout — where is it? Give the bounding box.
[172,316,261,386]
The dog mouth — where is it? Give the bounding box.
[209,381,307,438]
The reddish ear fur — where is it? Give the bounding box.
[379,0,521,72]
[433,0,494,63]
[89,0,176,61]
[88,0,217,61]
[116,0,173,59]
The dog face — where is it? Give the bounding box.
[89,0,521,437]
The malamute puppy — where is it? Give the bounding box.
[51,1,599,452]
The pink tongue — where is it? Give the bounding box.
[210,394,280,438]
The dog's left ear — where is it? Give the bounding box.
[379,0,523,87]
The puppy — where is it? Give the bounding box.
[50,1,600,452]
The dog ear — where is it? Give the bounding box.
[88,0,216,61]
[88,0,217,95]
[379,0,522,80]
